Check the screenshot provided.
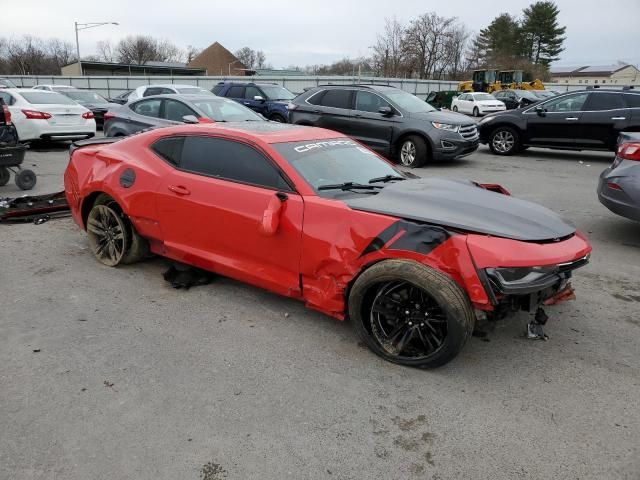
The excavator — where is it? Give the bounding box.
[457,69,545,93]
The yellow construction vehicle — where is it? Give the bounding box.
[458,69,501,93]
[497,70,545,90]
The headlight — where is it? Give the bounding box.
[431,122,459,132]
[485,266,561,295]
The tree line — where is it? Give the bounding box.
[0,1,564,78]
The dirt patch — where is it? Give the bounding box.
[200,461,227,480]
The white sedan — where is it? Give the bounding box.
[128,84,214,101]
[0,89,96,142]
[451,92,506,117]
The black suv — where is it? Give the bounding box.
[288,85,478,167]
[479,88,640,155]
[213,81,295,122]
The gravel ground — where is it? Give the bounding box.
[1,139,638,480]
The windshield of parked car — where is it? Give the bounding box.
[64,91,109,103]
[0,78,18,88]
[514,90,539,100]
[259,85,295,100]
[384,90,437,113]
[473,93,495,101]
[176,87,214,95]
[20,91,77,105]
[273,138,405,195]
[191,98,263,122]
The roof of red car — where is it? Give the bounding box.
[155,122,346,144]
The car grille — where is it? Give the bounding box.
[459,124,478,140]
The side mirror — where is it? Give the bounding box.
[181,115,199,124]
[534,105,546,116]
[378,106,393,116]
[254,95,266,102]
[259,193,287,236]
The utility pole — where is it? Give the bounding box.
[74,21,119,75]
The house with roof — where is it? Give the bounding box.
[188,42,247,76]
[550,64,639,86]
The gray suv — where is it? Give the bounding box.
[287,85,478,167]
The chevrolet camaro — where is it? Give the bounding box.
[64,123,591,368]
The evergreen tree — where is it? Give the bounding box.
[473,13,521,64]
[520,1,566,66]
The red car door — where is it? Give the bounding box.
[151,135,304,297]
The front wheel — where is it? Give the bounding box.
[397,135,428,168]
[452,106,458,112]
[349,260,475,368]
[488,126,521,155]
[473,107,480,117]
[269,114,286,123]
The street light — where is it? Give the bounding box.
[74,21,119,75]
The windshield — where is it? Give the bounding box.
[473,93,495,101]
[0,78,18,88]
[259,85,295,100]
[192,98,263,122]
[64,91,109,103]
[20,91,77,105]
[384,90,437,114]
[515,90,539,100]
[176,87,213,95]
[273,138,404,196]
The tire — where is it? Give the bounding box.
[397,135,428,168]
[349,259,475,368]
[86,194,148,266]
[488,126,521,156]
[270,114,286,123]
[0,167,9,186]
[15,169,37,190]
[452,106,458,112]
[473,107,479,117]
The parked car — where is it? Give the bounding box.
[597,132,640,221]
[0,78,18,88]
[213,81,295,122]
[108,90,134,105]
[65,122,591,368]
[479,88,640,155]
[59,89,117,127]
[532,90,559,100]
[33,84,77,92]
[288,84,478,167]
[425,90,459,110]
[103,94,263,137]
[0,89,95,142]
[493,89,540,109]
[128,84,214,101]
[451,92,506,116]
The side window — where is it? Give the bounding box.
[318,89,352,109]
[355,91,390,113]
[179,137,291,190]
[543,93,589,112]
[226,86,245,98]
[306,90,326,105]
[212,84,224,95]
[130,99,162,118]
[151,136,185,166]
[0,92,14,105]
[245,86,262,100]
[459,94,468,101]
[624,94,640,108]
[163,99,197,122]
[584,93,626,111]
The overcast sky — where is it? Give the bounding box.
[6,0,640,68]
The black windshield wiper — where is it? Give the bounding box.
[368,174,407,184]
[318,182,383,191]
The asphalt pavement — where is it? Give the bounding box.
[1,138,638,480]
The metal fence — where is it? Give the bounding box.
[2,74,618,99]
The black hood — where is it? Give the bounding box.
[344,178,575,242]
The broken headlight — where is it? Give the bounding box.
[485,266,561,295]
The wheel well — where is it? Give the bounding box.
[81,192,117,228]
[488,123,524,139]
[269,112,285,120]
[394,132,433,156]
[343,259,388,319]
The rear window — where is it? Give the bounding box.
[175,87,212,95]
[20,91,77,105]
[64,91,108,103]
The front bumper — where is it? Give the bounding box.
[431,128,479,160]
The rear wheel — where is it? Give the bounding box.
[15,169,36,190]
[0,167,10,186]
[398,135,428,168]
[270,114,286,123]
[488,126,521,155]
[452,106,458,112]
[349,260,475,368]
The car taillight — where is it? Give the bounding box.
[103,112,116,121]
[617,142,640,161]
[2,104,11,125]
[82,111,94,119]
[22,109,52,120]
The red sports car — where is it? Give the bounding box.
[64,123,591,368]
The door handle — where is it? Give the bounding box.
[243,102,251,105]
[611,117,626,120]
[353,113,362,118]
[565,117,579,121]
[168,185,190,196]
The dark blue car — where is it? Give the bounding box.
[212,81,295,122]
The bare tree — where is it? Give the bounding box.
[186,45,201,63]
[255,50,266,69]
[47,38,76,68]
[402,12,457,79]
[234,47,256,69]
[115,35,183,64]
[96,40,115,62]
[372,17,405,77]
